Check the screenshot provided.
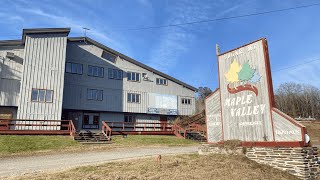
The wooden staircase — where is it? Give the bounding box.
[74,131,111,144]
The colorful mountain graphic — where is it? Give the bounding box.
[225,60,260,96]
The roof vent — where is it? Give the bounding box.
[6,52,15,59]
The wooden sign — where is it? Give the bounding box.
[205,38,306,147]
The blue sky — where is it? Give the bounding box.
[1,0,319,91]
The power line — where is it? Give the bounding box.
[272,58,320,72]
[117,2,320,31]
[0,2,318,36]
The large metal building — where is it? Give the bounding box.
[0,28,197,130]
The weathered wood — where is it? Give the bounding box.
[205,38,306,146]
[205,89,222,143]
[218,39,274,142]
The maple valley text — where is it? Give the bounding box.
[225,94,266,117]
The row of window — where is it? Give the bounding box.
[87,89,103,101]
[86,89,191,105]
[30,87,192,106]
[31,89,53,103]
[65,63,168,85]
[181,98,192,105]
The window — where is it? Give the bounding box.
[182,98,191,105]
[31,89,38,101]
[66,62,82,75]
[108,68,123,80]
[124,114,136,122]
[45,90,53,102]
[156,78,168,85]
[127,93,141,103]
[87,89,103,101]
[127,72,140,82]
[88,65,104,78]
[102,51,116,63]
[31,89,54,103]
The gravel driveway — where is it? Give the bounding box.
[0,146,199,178]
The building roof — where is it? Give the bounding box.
[0,28,197,91]
[68,37,197,91]
[22,28,71,43]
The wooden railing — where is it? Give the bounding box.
[0,119,73,132]
[188,123,207,135]
[172,124,187,138]
[102,121,112,140]
[0,119,10,130]
[68,120,76,137]
[104,121,173,132]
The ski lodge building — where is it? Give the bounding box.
[0,28,197,131]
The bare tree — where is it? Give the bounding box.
[196,87,212,113]
[275,83,320,119]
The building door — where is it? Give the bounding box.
[160,116,167,131]
[83,113,99,129]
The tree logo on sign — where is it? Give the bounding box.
[225,60,261,96]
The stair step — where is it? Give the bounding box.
[74,132,111,143]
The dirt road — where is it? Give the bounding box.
[0,146,199,178]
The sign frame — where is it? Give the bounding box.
[205,38,307,147]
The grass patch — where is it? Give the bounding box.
[12,154,298,180]
[0,135,79,155]
[0,135,197,156]
[112,135,198,146]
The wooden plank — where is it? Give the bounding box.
[217,39,274,142]
[205,89,223,143]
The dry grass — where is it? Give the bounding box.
[10,154,298,180]
[301,121,320,145]
[0,135,197,157]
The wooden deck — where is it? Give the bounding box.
[0,119,75,136]
[0,119,206,142]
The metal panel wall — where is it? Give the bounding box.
[205,89,223,143]
[0,46,24,106]
[17,33,68,120]
[63,42,195,115]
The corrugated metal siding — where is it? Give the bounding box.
[178,96,196,115]
[205,90,223,143]
[17,33,67,120]
[0,46,24,106]
[63,42,195,115]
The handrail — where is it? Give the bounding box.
[104,121,173,125]
[188,123,207,135]
[68,120,76,137]
[172,124,187,139]
[102,121,112,140]
[104,121,172,132]
[0,119,73,131]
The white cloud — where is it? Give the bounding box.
[146,1,244,75]
[0,1,130,54]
